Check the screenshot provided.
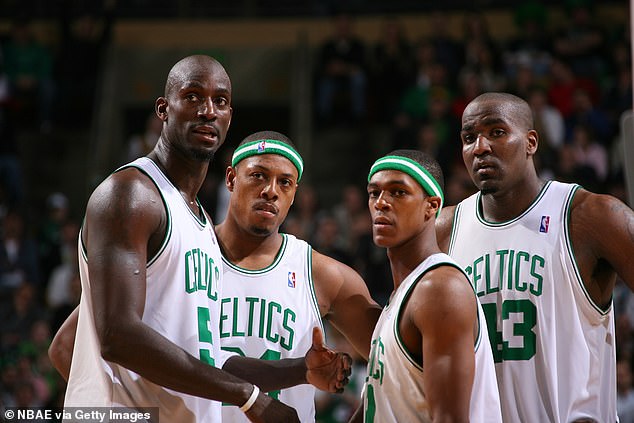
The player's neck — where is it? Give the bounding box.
[148,144,209,200]
[387,232,441,289]
[215,221,283,270]
[481,175,546,223]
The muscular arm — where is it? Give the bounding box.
[83,170,260,406]
[404,267,477,423]
[312,250,382,360]
[51,178,350,404]
[224,327,351,394]
[570,190,634,306]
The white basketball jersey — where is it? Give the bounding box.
[220,234,323,423]
[362,253,502,423]
[449,181,617,423]
[65,157,225,423]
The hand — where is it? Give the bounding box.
[305,327,352,393]
[244,391,299,423]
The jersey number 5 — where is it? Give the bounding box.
[482,299,537,362]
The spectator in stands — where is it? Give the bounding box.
[369,17,414,123]
[55,0,116,126]
[568,123,609,184]
[601,40,632,131]
[0,50,22,208]
[0,210,40,293]
[125,111,162,162]
[427,11,463,82]
[0,282,47,354]
[284,184,322,244]
[553,0,606,78]
[528,85,565,177]
[45,221,80,331]
[2,17,55,133]
[311,213,353,267]
[547,57,599,119]
[505,1,552,79]
[37,193,70,287]
[458,38,506,93]
[331,184,370,258]
[565,87,612,144]
[315,13,368,124]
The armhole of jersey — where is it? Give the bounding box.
[563,184,612,315]
[306,246,325,339]
[448,203,462,255]
[77,166,171,266]
[393,274,426,372]
[393,261,481,370]
[119,164,172,267]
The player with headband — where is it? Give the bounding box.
[351,149,501,422]
[218,131,382,422]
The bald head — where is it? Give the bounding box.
[465,92,534,131]
[164,55,231,98]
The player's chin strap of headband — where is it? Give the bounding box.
[368,155,444,217]
[231,139,304,182]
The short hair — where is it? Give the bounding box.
[470,92,534,130]
[164,55,229,98]
[386,149,445,193]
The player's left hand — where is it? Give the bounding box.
[305,326,352,393]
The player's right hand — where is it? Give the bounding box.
[244,391,299,423]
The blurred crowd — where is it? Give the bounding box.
[0,0,633,421]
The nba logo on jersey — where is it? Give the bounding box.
[257,141,266,152]
[288,271,296,288]
[540,215,550,233]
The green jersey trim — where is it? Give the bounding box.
[222,234,289,274]
[392,273,425,372]
[306,246,325,336]
[79,164,173,267]
[563,185,612,315]
[448,203,463,255]
[475,181,552,227]
[122,164,172,267]
[393,262,482,371]
[144,160,207,228]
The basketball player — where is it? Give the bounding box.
[54,55,350,423]
[215,131,382,422]
[353,150,502,422]
[436,92,634,422]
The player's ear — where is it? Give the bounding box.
[156,98,168,121]
[226,166,237,192]
[527,129,538,156]
[426,195,441,220]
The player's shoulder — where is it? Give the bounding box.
[405,264,476,328]
[570,187,631,222]
[88,166,163,217]
[311,249,356,279]
[410,264,474,307]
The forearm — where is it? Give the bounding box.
[101,319,254,407]
[223,356,307,392]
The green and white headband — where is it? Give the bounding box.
[231,139,304,182]
[368,155,444,216]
